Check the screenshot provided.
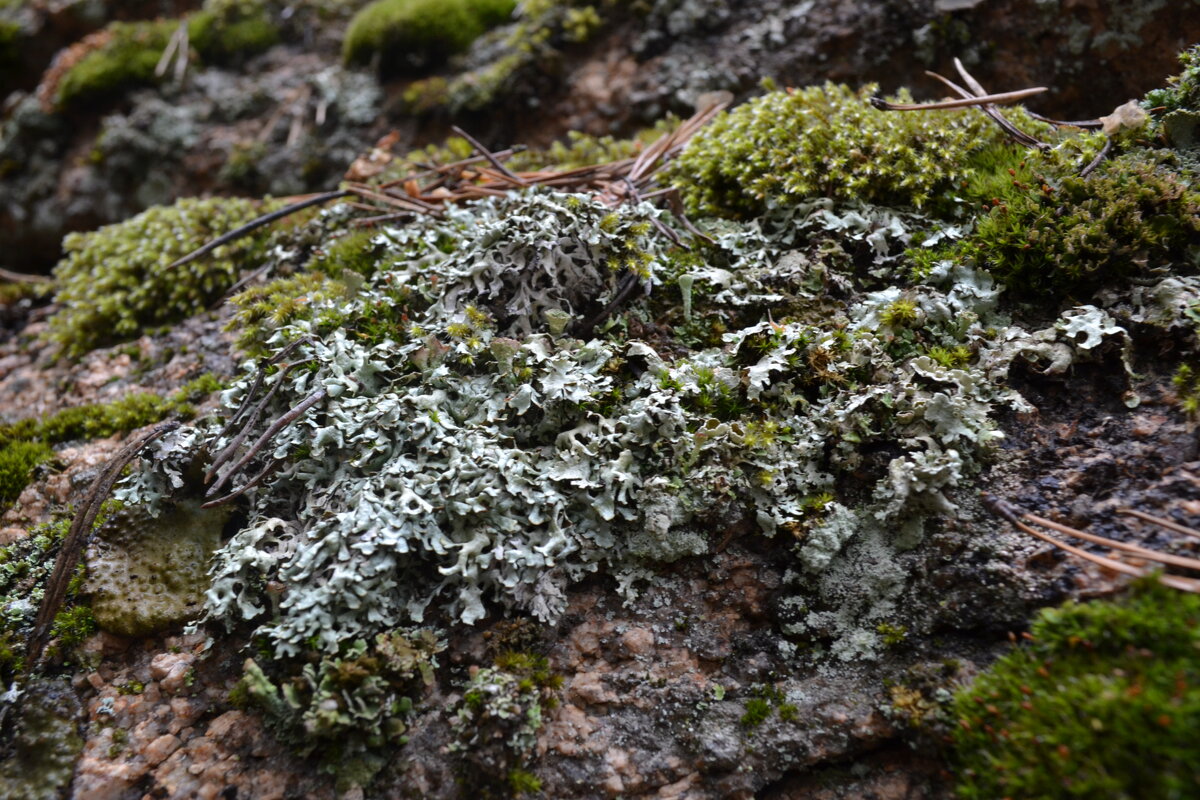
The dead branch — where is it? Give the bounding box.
[27,422,179,668]
[983,493,1200,593]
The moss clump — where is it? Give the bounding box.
[54,20,175,109]
[961,152,1200,295]
[227,272,354,357]
[343,0,516,74]
[187,0,278,63]
[54,0,277,109]
[0,440,53,507]
[48,196,275,358]
[668,83,1015,218]
[952,579,1200,799]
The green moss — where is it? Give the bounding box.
[48,196,276,358]
[187,0,278,63]
[669,83,1031,218]
[54,0,277,109]
[0,378,217,511]
[507,768,542,795]
[313,230,388,279]
[49,605,96,649]
[740,696,771,727]
[54,20,175,108]
[952,579,1200,799]
[0,440,54,507]
[343,0,516,74]
[1174,363,1200,419]
[962,151,1200,295]
[227,272,354,357]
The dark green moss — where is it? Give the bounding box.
[54,20,174,108]
[507,768,542,795]
[0,441,54,507]
[0,377,219,510]
[962,151,1200,296]
[952,579,1200,799]
[54,2,278,109]
[740,697,771,728]
[343,0,516,74]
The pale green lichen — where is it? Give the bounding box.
[116,191,1022,661]
[233,628,444,789]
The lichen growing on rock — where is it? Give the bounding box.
[0,679,85,800]
[85,500,230,637]
[47,196,275,358]
[115,189,1027,663]
[232,628,444,789]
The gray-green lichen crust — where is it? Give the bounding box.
[121,189,1035,659]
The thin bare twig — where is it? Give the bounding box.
[1118,508,1200,542]
[1080,137,1113,178]
[870,86,1048,111]
[206,360,307,485]
[1028,110,1103,129]
[0,267,52,284]
[205,388,327,499]
[921,68,1049,149]
[201,459,282,508]
[983,493,1200,593]
[451,126,529,187]
[168,190,352,270]
[27,422,179,667]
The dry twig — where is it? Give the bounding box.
[27,422,179,668]
[983,493,1200,593]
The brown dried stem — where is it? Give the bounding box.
[983,493,1200,593]
[27,422,180,668]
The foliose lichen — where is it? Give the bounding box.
[232,628,444,789]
